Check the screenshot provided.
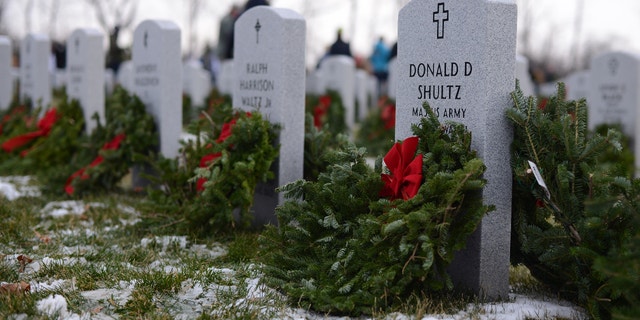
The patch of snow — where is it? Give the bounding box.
[59,228,96,238]
[148,259,182,273]
[207,267,236,277]
[464,293,585,320]
[41,200,89,217]
[191,243,227,258]
[42,256,87,266]
[179,279,204,301]
[81,282,135,306]
[0,176,41,200]
[41,201,140,221]
[61,245,96,255]
[36,294,83,319]
[30,279,67,293]
[141,236,188,251]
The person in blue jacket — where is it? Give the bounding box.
[370,36,390,96]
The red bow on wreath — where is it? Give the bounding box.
[64,133,126,195]
[313,95,331,129]
[196,113,252,192]
[381,103,396,130]
[2,108,58,154]
[380,136,423,201]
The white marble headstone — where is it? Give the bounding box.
[0,36,12,110]
[104,68,115,96]
[319,55,356,130]
[587,51,640,138]
[116,60,134,92]
[67,28,105,133]
[355,69,368,121]
[564,70,589,102]
[397,0,517,299]
[305,70,324,95]
[183,59,211,107]
[217,60,235,95]
[233,6,305,225]
[387,57,398,99]
[20,34,51,108]
[516,54,535,97]
[133,20,182,159]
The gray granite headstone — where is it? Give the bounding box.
[20,34,51,108]
[133,20,182,159]
[587,51,640,138]
[67,28,105,133]
[232,6,305,226]
[0,36,11,110]
[397,0,516,299]
[564,70,589,101]
[319,55,356,130]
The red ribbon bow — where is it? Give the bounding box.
[313,95,332,129]
[380,136,423,201]
[64,133,126,195]
[196,113,252,192]
[2,108,58,154]
[381,103,396,130]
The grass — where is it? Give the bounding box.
[0,178,583,319]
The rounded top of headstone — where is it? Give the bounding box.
[319,55,355,68]
[136,19,180,31]
[591,50,640,64]
[25,33,50,41]
[240,6,304,22]
[70,28,104,37]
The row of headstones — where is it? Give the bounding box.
[1,0,529,301]
[522,50,640,174]
[218,1,518,300]
[0,32,212,119]
[216,55,379,130]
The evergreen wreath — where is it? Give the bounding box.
[306,90,347,135]
[0,91,85,178]
[507,82,639,319]
[62,87,158,196]
[355,95,395,157]
[146,96,280,234]
[260,104,491,315]
[188,110,279,232]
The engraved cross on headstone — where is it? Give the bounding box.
[74,37,80,54]
[433,2,449,40]
[255,19,262,44]
[608,57,619,76]
[144,31,148,48]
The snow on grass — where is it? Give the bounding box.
[1,177,587,319]
[36,294,82,320]
[0,176,41,200]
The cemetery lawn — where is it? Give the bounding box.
[0,176,585,319]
